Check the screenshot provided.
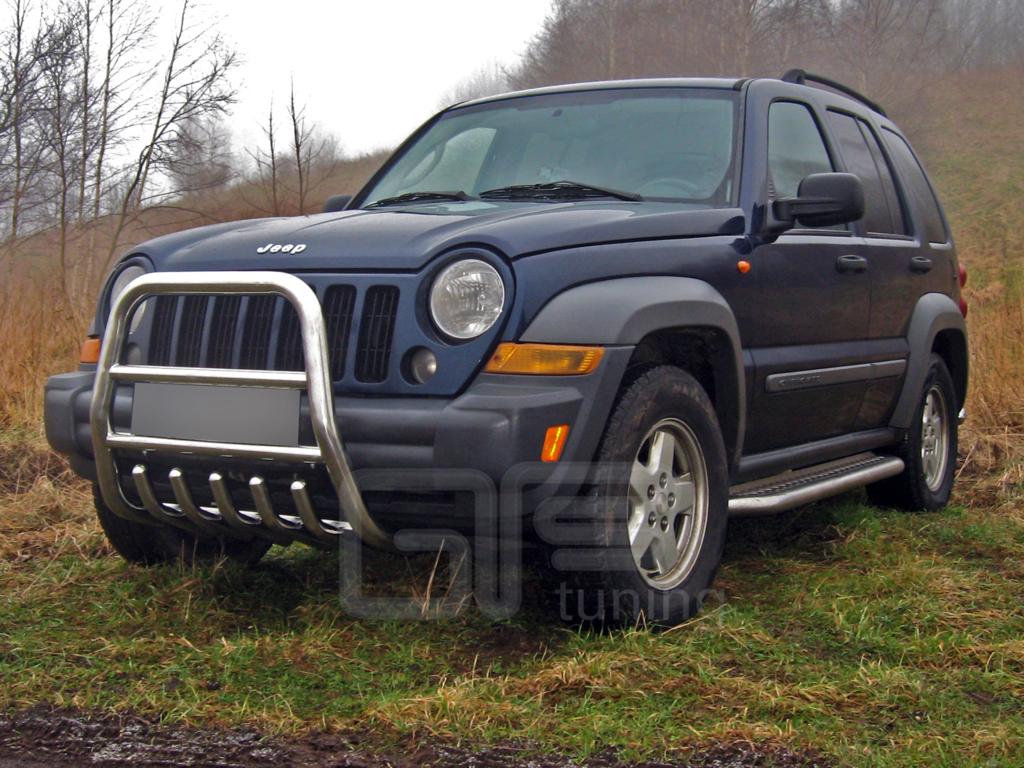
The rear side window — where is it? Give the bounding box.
[859,124,907,236]
[768,101,835,199]
[882,129,948,243]
[828,112,906,236]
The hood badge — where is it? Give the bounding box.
[256,242,307,254]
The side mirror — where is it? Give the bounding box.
[323,194,352,213]
[771,172,865,231]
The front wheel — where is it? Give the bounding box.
[867,354,959,511]
[556,366,729,627]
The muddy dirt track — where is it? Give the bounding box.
[0,707,831,767]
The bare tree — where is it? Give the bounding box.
[1,0,54,240]
[287,79,337,215]
[104,0,236,266]
[246,98,281,215]
[90,0,154,223]
[166,113,235,194]
[36,9,84,297]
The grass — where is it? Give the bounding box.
[2,67,1024,766]
[1,433,1023,767]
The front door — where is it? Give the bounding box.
[743,98,871,454]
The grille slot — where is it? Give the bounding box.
[148,297,178,365]
[175,296,208,366]
[323,285,356,380]
[239,296,277,369]
[207,296,242,368]
[355,286,399,383]
[275,303,304,372]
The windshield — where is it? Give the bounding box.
[360,88,739,207]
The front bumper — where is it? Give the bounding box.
[46,355,631,543]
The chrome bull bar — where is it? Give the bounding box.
[89,271,390,549]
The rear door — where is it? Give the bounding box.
[825,111,916,430]
[875,127,955,322]
[743,94,871,454]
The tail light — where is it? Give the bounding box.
[958,263,968,288]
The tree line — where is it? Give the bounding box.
[4,0,1023,307]
[452,0,1024,115]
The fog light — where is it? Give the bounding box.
[407,347,438,384]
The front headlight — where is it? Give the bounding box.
[107,263,148,332]
[429,258,505,340]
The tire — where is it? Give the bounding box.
[93,485,272,566]
[867,354,958,511]
[553,365,729,628]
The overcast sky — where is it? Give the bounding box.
[207,0,553,157]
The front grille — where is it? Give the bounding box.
[144,283,399,384]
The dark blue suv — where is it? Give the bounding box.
[44,71,968,626]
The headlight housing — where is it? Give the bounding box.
[429,258,505,340]
[106,263,148,333]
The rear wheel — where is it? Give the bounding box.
[94,485,272,566]
[555,366,729,627]
[867,355,958,511]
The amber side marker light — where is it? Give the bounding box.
[80,337,101,364]
[542,424,570,463]
[485,343,604,375]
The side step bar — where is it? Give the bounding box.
[728,452,904,516]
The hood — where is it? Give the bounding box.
[135,201,746,272]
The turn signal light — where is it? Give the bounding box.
[541,424,570,463]
[80,337,101,364]
[485,343,604,375]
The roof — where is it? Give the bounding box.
[452,74,887,120]
[454,77,746,109]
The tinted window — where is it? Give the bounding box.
[828,112,905,236]
[768,101,834,199]
[859,122,907,236]
[882,129,948,243]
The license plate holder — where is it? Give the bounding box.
[131,383,301,447]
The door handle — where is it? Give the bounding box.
[836,254,868,274]
[910,256,933,273]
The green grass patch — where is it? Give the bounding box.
[2,484,1023,767]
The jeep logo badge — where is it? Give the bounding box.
[256,243,307,254]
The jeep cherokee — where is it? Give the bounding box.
[44,70,968,626]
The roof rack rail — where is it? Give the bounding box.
[780,69,887,118]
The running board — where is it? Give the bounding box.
[728,452,904,516]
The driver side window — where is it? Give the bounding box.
[768,101,834,199]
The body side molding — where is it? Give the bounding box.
[765,359,906,393]
[521,276,746,466]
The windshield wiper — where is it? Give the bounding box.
[479,180,642,202]
[364,190,473,208]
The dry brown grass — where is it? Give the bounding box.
[915,67,1024,506]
